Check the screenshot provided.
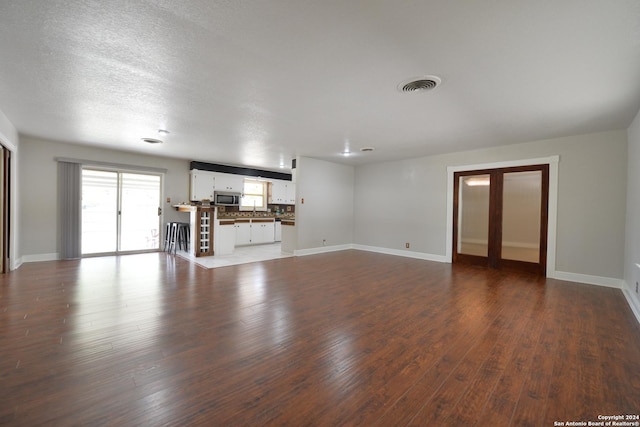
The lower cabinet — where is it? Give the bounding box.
[215,219,236,255]
[234,219,275,246]
[235,220,252,246]
[251,220,275,244]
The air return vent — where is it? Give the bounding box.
[141,137,163,144]
[398,75,442,93]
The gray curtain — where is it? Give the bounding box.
[58,161,81,259]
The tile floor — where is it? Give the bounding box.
[175,243,293,269]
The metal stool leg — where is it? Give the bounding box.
[163,222,172,252]
[168,223,178,254]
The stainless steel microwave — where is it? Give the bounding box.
[214,191,241,206]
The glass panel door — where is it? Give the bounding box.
[501,170,542,263]
[82,169,161,255]
[453,164,548,274]
[82,169,118,254]
[120,173,161,251]
[457,174,491,257]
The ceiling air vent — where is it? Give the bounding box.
[141,137,163,144]
[398,75,442,93]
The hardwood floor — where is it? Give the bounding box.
[1,251,639,426]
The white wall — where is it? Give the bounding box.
[295,156,354,251]
[355,130,628,281]
[18,136,191,261]
[625,110,640,310]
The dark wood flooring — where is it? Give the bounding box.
[1,250,639,426]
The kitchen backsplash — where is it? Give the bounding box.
[217,204,295,218]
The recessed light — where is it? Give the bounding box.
[142,138,163,144]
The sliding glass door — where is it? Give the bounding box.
[453,165,549,274]
[82,169,161,255]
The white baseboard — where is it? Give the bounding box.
[550,271,624,289]
[294,244,353,257]
[352,244,448,263]
[21,253,59,263]
[623,287,640,325]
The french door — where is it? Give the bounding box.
[81,169,162,255]
[453,164,549,274]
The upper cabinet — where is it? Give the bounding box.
[213,172,244,193]
[190,170,216,201]
[269,180,296,205]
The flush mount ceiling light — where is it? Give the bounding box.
[465,177,490,186]
[397,75,442,93]
[142,137,163,144]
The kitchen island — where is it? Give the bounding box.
[174,205,294,257]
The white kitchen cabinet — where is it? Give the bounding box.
[215,219,236,255]
[251,220,275,244]
[269,180,286,204]
[213,172,244,193]
[269,180,295,205]
[235,220,252,246]
[190,170,216,201]
[286,182,296,205]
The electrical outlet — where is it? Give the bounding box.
[166,197,171,203]
[405,242,410,249]
[322,239,326,246]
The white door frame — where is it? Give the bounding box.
[446,155,560,277]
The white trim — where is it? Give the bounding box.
[445,155,560,275]
[294,244,353,256]
[55,157,168,174]
[0,129,17,152]
[622,282,640,325]
[13,257,23,270]
[22,253,59,263]
[353,244,448,262]
[550,270,623,289]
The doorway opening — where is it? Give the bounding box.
[81,168,162,256]
[0,146,10,273]
[453,164,549,274]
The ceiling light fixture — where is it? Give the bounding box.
[397,75,442,93]
[465,177,490,186]
[360,147,375,152]
[158,129,170,136]
[142,137,163,144]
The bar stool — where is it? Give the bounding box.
[176,222,190,252]
[165,222,190,254]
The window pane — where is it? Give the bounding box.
[458,174,490,257]
[502,171,541,262]
[82,169,118,254]
[241,180,266,209]
[242,195,264,208]
[120,173,161,251]
[244,181,264,195]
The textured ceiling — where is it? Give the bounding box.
[0,0,639,171]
